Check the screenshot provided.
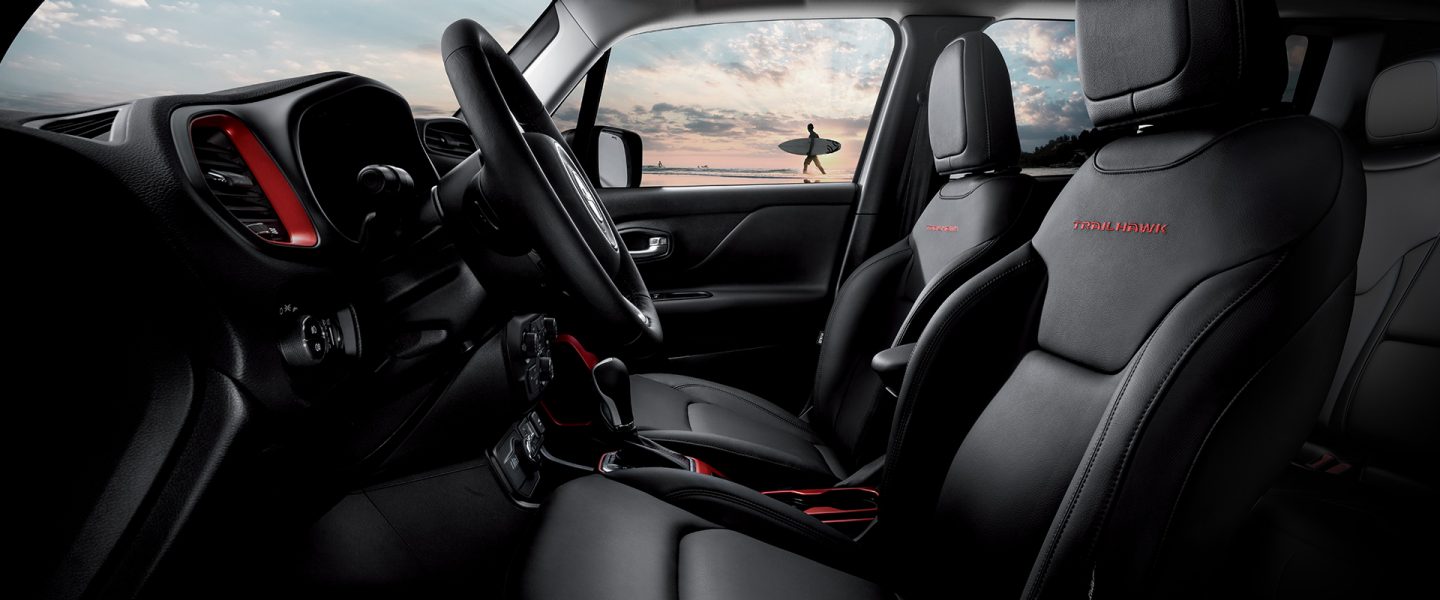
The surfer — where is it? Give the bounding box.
[803,123,827,175]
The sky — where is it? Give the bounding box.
[1,4,1093,172]
[554,19,1091,174]
[554,19,895,174]
[0,0,549,114]
[984,19,1092,152]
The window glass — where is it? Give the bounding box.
[1282,34,1309,103]
[595,20,894,186]
[985,20,1093,175]
[0,0,551,115]
[552,75,586,132]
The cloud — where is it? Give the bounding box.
[158,1,198,12]
[139,26,202,47]
[685,120,735,134]
[109,0,151,8]
[25,1,79,33]
[74,15,125,28]
[123,33,145,42]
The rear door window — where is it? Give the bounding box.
[985,19,1093,175]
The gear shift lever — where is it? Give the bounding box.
[592,358,635,433]
[590,357,690,470]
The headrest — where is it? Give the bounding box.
[928,32,1020,175]
[1077,0,1285,128]
[1366,52,1440,147]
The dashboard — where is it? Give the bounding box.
[16,72,548,482]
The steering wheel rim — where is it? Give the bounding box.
[439,19,661,350]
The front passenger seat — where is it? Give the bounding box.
[628,31,1050,487]
[520,0,1367,597]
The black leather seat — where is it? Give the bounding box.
[630,31,1050,488]
[1230,52,1440,599]
[519,0,1366,597]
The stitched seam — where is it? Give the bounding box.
[673,383,808,430]
[1094,115,1312,174]
[1151,273,1354,578]
[980,36,993,164]
[896,177,1038,344]
[1338,239,1439,433]
[1028,254,1285,598]
[809,243,914,416]
[887,256,1037,472]
[644,436,832,475]
[662,489,834,545]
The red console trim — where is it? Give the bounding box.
[690,456,725,478]
[762,487,879,525]
[538,398,591,427]
[190,113,317,247]
[555,334,599,370]
[762,486,878,496]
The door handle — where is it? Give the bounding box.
[628,235,670,260]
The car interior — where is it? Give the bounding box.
[6,0,1436,598]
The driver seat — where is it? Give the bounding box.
[629,31,1049,487]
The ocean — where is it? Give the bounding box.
[639,166,853,186]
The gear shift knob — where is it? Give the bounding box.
[593,358,634,433]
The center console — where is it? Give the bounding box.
[488,327,879,538]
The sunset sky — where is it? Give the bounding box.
[0,0,548,114]
[1,3,1091,175]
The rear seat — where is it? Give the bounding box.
[1231,52,1440,598]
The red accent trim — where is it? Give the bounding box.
[802,505,876,516]
[689,456,725,478]
[761,486,878,497]
[818,517,876,524]
[191,113,318,247]
[925,224,959,232]
[555,334,599,370]
[538,398,591,428]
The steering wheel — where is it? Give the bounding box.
[438,19,661,350]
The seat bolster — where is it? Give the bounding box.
[607,468,867,574]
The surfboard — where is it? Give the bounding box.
[778,137,842,156]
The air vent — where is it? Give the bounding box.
[39,110,118,140]
[190,114,317,247]
[422,119,477,158]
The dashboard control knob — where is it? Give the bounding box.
[357,164,415,196]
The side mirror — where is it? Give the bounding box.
[580,126,643,188]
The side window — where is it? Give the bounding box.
[552,75,586,133]
[1282,34,1309,103]
[985,20,1093,175]
[594,20,894,186]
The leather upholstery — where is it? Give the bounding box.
[1365,52,1440,146]
[1079,0,1285,128]
[522,472,884,600]
[928,32,1021,175]
[629,32,1046,487]
[523,3,1362,597]
[1231,52,1440,598]
[632,373,846,488]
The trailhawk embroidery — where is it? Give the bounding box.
[1072,220,1168,234]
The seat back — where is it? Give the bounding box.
[1316,51,1440,492]
[809,31,1049,469]
[880,0,1367,597]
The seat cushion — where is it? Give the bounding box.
[1227,481,1440,598]
[631,373,845,488]
[522,474,887,600]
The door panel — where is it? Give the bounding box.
[601,183,855,409]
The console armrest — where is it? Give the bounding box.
[871,343,916,396]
